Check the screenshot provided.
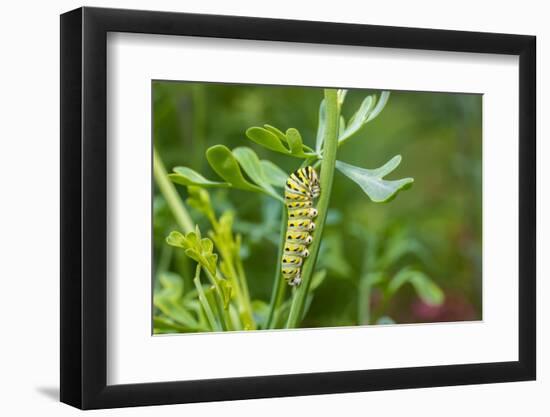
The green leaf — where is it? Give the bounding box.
[315,98,326,153]
[339,95,374,142]
[174,147,286,200]
[206,145,264,193]
[167,230,219,275]
[184,248,201,263]
[193,225,202,240]
[166,231,187,248]
[263,124,288,143]
[154,272,202,329]
[335,156,414,202]
[388,268,444,306]
[218,279,233,310]
[338,91,391,144]
[169,166,229,188]
[286,128,308,157]
[201,237,213,254]
[204,252,218,275]
[337,89,348,107]
[246,126,314,158]
[310,269,327,291]
[260,160,288,188]
[232,146,283,201]
[338,115,346,138]
[246,127,290,154]
[366,91,390,123]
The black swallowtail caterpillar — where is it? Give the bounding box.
[282,166,320,286]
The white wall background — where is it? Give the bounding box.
[0,0,545,415]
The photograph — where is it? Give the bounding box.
[152,81,482,334]
[52,3,538,412]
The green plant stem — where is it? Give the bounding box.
[265,206,288,329]
[286,89,340,328]
[202,266,232,331]
[153,146,194,233]
[193,266,221,331]
[208,226,255,330]
[234,248,254,325]
[216,246,255,330]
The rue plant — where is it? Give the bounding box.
[154,88,414,331]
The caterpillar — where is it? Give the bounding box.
[282,166,321,286]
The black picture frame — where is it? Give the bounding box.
[60,6,536,410]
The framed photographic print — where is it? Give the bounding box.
[60,6,536,410]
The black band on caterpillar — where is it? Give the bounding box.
[282,167,320,286]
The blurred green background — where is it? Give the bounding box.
[153,81,482,331]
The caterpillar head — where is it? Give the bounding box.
[310,208,318,218]
[305,235,313,244]
[311,185,320,199]
[307,222,316,231]
[302,249,310,257]
[289,276,302,286]
[309,167,321,198]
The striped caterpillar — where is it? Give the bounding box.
[282,166,321,286]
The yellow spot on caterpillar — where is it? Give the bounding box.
[288,208,318,219]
